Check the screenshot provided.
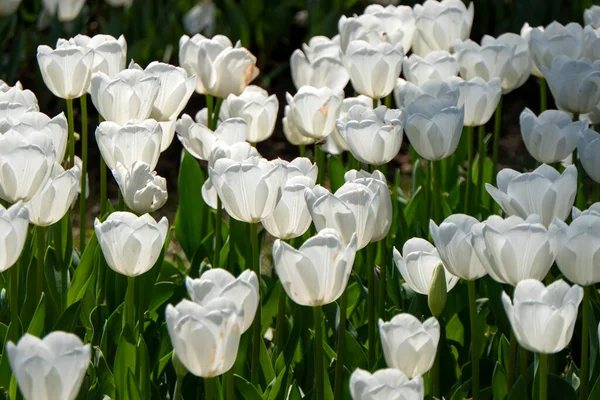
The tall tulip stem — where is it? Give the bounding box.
[367,243,376,368]
[79,95,88,250]
[431,337,441,399]
[508,330,517,390]
[126,276,136,333]
[206,94,214,129]
[539,353,548,400]
[299,145,306,158]
[477,124,486,212]
[66,98,75,168]
[98,115,107,216]
[467,280,480,400]
[491,96,503,191]
[315,143,325,185]
[275,279,286,356]
[580,286,591,400]
[214,199,222,268]
[377,239,386,319]
[250,222,262,385]
[423,159,431,233]
[204,377,215,400]
[314,305,325,400]
[334,290,347,400]
[519,347,528,378]
[10,259,18,329]
[539,77,547,113]
[464,126,474,214]
[36,226,45,299]
[431,160,442,223]
[173,373,184,400]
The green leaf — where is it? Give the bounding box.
[265,366,287,400]
[492,362,509,400]
[114,325,139,400]
[260,332,276,384]
[52,300,82,332]
[68,234,98,306]
[26,293,45,337]
[235,374,263,400]
[506,375,528,400]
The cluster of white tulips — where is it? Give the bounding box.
[3,0,600,399]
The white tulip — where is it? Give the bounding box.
[7,332,91,400]
[25,163,80,227]
[0,202,29,272]
[394,78,455,109]
[454,38,515,83]
[324,95,372,155]
[0,0,21,16]
[572,202,600,219]
[90,69,161,124]
[502,279,583,354]
[520,108,585,164]
[113,161,167,214]
[378,313,440,378]
[412,0,474,56]
[520,23,544,77]
[471,215,556,286]
[37,43,94,99]
[282,105,316,146]
[343,40,404,99]
[41,0,85,22]
[482,33,532,93]
[186,269,259,333]
[95,119,162,171]
[58,34,127,78]
[338,14,387,52]
[403,50,458,86]
[176,115,248,161]
[179,34,259,97]
[393,238,459,295]
[220,86,278,143]
[447,76,502,126]
[0,102,35,120]
[273,229,357,306]
[285,86,344,140]
[166,299,242,377]
[486,164,577,227]
[585,5,600,28]
[336,105,403,166]
[0,81,38,109]
[94,212,169,277]
[290,36,349,91]
[363,4,415,53]
[578,128,600,183]
[349,368,424,400]
[183,2,216,36]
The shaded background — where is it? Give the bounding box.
[0,0,596,216]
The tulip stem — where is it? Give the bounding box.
[491,96,503,192]
[423,159,431,234]
[467,280,480,400]
[431,160,442,223]
[377,239,386,320]
[250,222,262,385]
[520,347,528,378]
[206,94,214,129]
[477,124,486,214]
[275,279,287,357]
[367,243,376,368]
[66,98,75,168]
[314,305,325,400]
[225,369,235,400]
[508,330,517,390]
[580,286,591,400]
[214,199,222,268]
[36,226,45,299]
[431,337,441,399]
[334,290,347,400]
[372,97,378,109]
[204,377,215,400]
[118,190,125,211]
[99,115,107,217]
[79,95,88,250]
[464,126,474,215]
[299,145,306,158]
[126,276,136,333]
[539,353,548,400]
[315,143,324,185]
[10,257,19,329]
[539,77,547,113]
[173,373,184,400]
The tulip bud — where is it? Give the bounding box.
[403,50,459,86]
[37,42,94,99]
[176,115,248,161]
[282,105,316,146]
[578,128,600,183]
[41,0,86,22]
[454,38,514,83]
[58,34,127,78]
[428,263,447,317]
[290,36,349,91]
[0,81,38,109]
[585,6,600,28]
[349,368,424,400]
[0,202,29,272]
[183,2,216,36]
[113,161,168,214]
[448,76,502,126]
[285,86,344,140]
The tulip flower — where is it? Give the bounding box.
[37,42,94,99]
[540,56,600,114]
[0,102,36,120]
[7,332,91,400]
[336,105,403,166]
[305,183,380,250]
[430,214,487,280]
[412,0,474,56]
[520,108,585,164]
[220,86,279,143]
[186,269,259,333]
[585,6,600,28]
[282,105,316,146]
[262,158,317,239]
[323,96,372,155]
[0,202,29,272]
[502,279,582,354]
[448,76,502,126]
[94,212,169,277]
[486,164,577,227]
[166,299,243,377]
[90,69,161,124]
[0,111,68,164]
[290,36,349,91]
[0,130,55,203]
[343,40,404,99]
[95,119,162,171]
[209,156,287,223]
[481,33,532,93]
[393,238,459,295]
[394,78,455,110]
[378,313,440,378]
[349,368,424,400]
[0,81,38,109]
[179,34,259,97]
[41,0,85,22]
[58,34,127,78]
[273,228,357,306]
[577,128,600,183]
[520,23,544,78]
[454,38,514,83]
[112,161,168,214]
[105,0,133,6]
[25,163,80,227]
[471,215,556,286]
[0,0,20,16]
[183,2,216,36]
[572,203,600,219]
[285,86,344,140]
[403,85,464,160]
[344,169,392,242]
[402,50,458,86]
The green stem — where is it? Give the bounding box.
[508,329,517,390]
[299,145,306,158]
[315,143,325,185]
[384,94,392,108]
[173,373,184,400]
[66,98,75,168]
[491,96,503,188]
[580,286,591,400]
[10,259,18,328]
[539,77,547,113]
[372,97,378,109]
[367,243,376,368]
[424,159,430,234]
[117,190,125,211]
[214,198,222,268]
[206,94,214,129]
[225,369,235,400]
[431,338,441,399]
[468,280,480,400]
[377,239,386,320]
[204,377,215,400]
[465,126,474,214]
[314,305,324,400]
[333,290,347,400]
[477,124,486,212]
[250,223,261,385]
[275,280,286,356]
[431,160,442,223]
[127,276,136,333]
[539,353,548,400]
[213,98,223,130]
[99,115,107,217]
[36,226,45,299]
[520,347,528,378]
[79,95,88,250]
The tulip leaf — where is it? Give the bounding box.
[52,300,83,333]
[342,330,368,371]
[506,375,528,400]
[235,374,263,400]
[264,366,286,400]
[492,362,509,400]
[26,293,45,337]
[260,333,276,384]
[114,326,139,400]
[327,155,345,192]
[0,321,20,391]
[67,234,99,307]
